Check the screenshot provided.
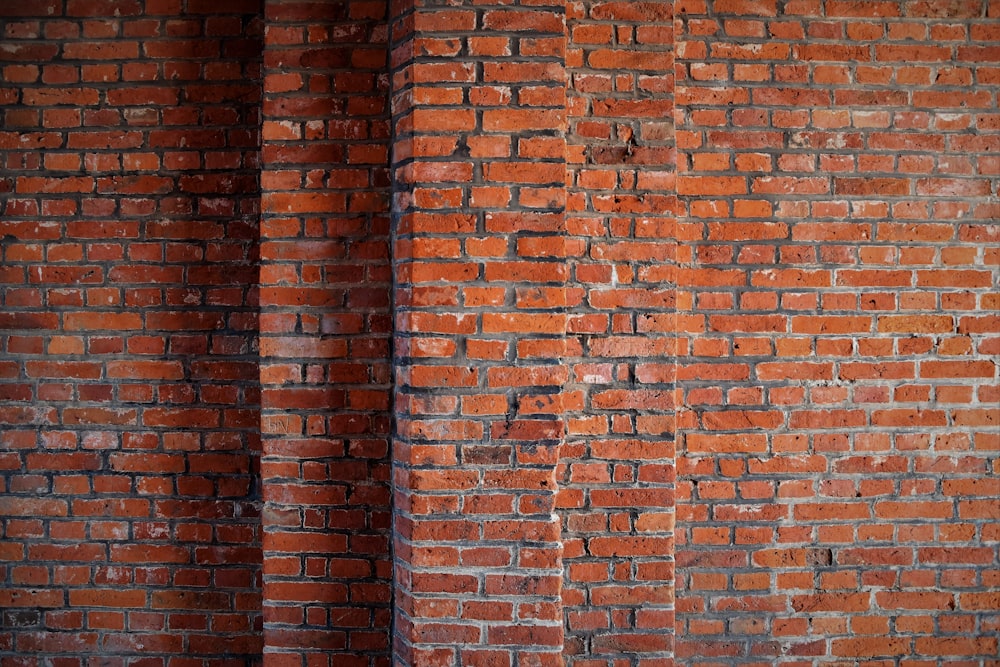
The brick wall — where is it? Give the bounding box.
[675,0,999,663]
[0,0,997,665]
[563,0,677,663]
[0,0,263,662]
[390,1,570,664]
[259,0,393,664]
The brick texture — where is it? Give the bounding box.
[259,0,393,664]
[1,0,997,665]
[390,1,569,664]
[0,0,264,663]
[562,0,677,664]
[675,0,999,664]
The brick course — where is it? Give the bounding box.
[0,0,997,665]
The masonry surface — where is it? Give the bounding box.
[0,0,997,666]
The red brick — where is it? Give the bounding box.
[0,0,996,664]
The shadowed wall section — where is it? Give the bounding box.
[259,0,393,664]
[0,0,264,662]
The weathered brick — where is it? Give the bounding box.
[675,1,997,663]
[1,0,995,665]
[0,0,263,662]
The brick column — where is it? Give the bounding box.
[259,1,393,664]
[389,2,569,665]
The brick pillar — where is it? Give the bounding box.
[259,1,393,664]
[389,2,569,664]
